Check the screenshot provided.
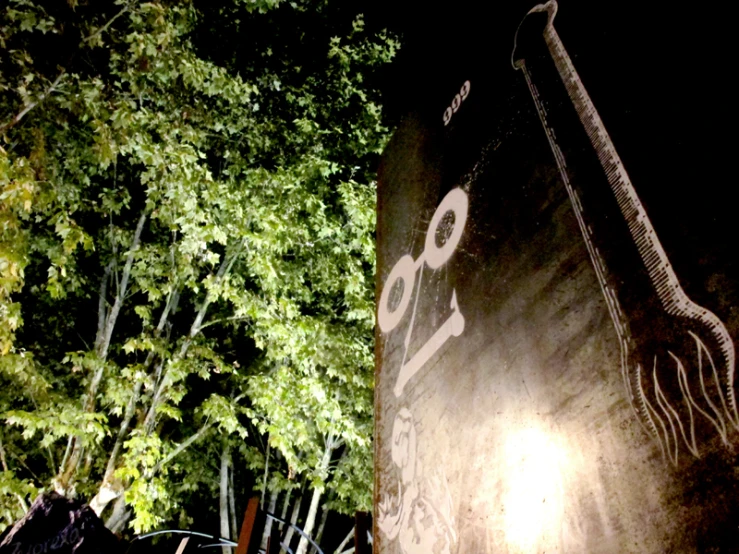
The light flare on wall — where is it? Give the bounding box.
[502,426,569,552]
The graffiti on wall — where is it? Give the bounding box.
[378,187,469,399]
[377,408,457,554]
[377,187,469,552]
[512,0,738,465]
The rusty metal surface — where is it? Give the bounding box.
[374,2,739,552]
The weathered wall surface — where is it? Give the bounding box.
[375,1,739,552]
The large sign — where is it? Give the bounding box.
[375,1,739,552]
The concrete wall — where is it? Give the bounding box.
[375,2,739,552]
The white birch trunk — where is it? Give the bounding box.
[295,486,323,554]
[295,443,333,554]
[228,464,237,541]
[314,506,328,546]
[105,494,130,533]
[279,488,292,526]
[260,489,279,550]
[283,492,303,551]
[90,289,180,516]
[220,444,232,554]
[333,527,354,554]
[58,210,147,493]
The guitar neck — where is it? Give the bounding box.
[542,25,684,315]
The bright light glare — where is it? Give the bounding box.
[502,426,568,552]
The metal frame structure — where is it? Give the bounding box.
[128,509,324,554]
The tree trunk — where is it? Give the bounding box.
[228,463,237,541]
[295,486,323,554]
[279,487,292,530]
[220,443,232,554]
[333,527,354,554]
[94,211,147,371]
[57,210,147,492]
[296,442,333,554]
[105,494,130,533]
[89,289,180,516]
[283,492,303,551]
[314,505,328,547]
[261,441,270,508]
[101,421,212,526]
[260,490,279,550]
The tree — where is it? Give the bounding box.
[0,0,396,536]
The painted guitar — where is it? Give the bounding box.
[512,0,738,465]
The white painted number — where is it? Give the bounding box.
[442,80,471,126]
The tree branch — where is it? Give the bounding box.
[143,241,244,433]
[150,423,212,477]
[95,285,182,494]
[82,2,133,44]
[228,462,237,540]
[186,240,244,343]
[90,288,184,515]
[220,442,232,554]
[87,210,146,404]
[95,210,147,360]
[0,72,66,134]
[334,527,354,554]
[1,1,137,133]
[96,260,114,345]
[7,448,41,482]
[196,315,250,332]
